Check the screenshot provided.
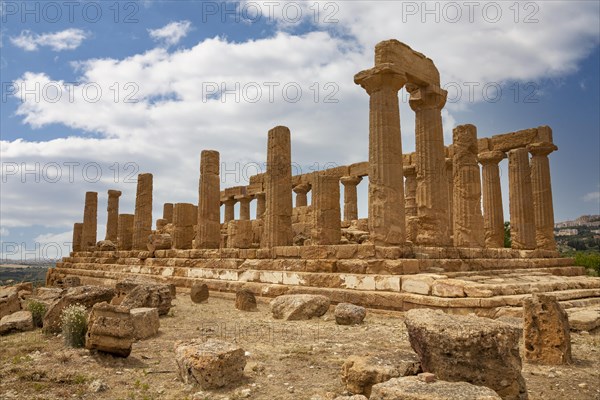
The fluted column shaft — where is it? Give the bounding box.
[173,203,196,249]
[528,142,558,250]
[410,85,450,246]
[508,148,536,249]
[263,126,293,247]
[340,176,362,222]
[162,203,174,223]
[132,173,153,250]
[105,190,122,242]
[293,183,310,208]
[478,150,506,248]
[445,158,454,236]
[223,198,236,224]
[312,174,341,244]
[196,150,221,249]
[355,66,407,245]
[237,196,252,220]
[81,191,98,250]
[403,165,418,243]
[452,124,485,247]
[117,214,134,250]
[72,223,83,252]
[255,192,266,219]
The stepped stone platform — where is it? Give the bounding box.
[48,246,600,318]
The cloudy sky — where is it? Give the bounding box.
[1,0,599,260]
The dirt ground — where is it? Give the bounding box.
[1,292,599,400]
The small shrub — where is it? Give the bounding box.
[574,251,600,276]
[61,304,88,348]
[27,300,47,328]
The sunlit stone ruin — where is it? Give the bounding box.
[50,40,600,317]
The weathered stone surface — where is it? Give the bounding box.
[97,240,116,251]
[113,278,176,303]
[195,151,221,249]
[85,302,134,357]
[312,174,341,245]
[341,176,362,223]
[0,287,21,319]
[341,351,420,396]
[81,191,98,250]
[334,396,368,400]
[53,276,81,288]
[105,189,122,242]
[335,303,366,325]
[121,284,172,315]
[523,294,572,364]
[478,150,506,248]
[147,233,172,252]
[508,148,535,250]
[0,310,34,335]
[370,376,502,400]
[174,338,246,389]
[43,285,115,333]
[130,307,160,340]
[227,220,253,249]
[191,283,209,304]
[117,213,134,250]
[566,306,600,332]
[270,294,330,320]
[173,203,196,249]
[527,142,557,251]
[405,309,527,400]
[132,173,153,250]
[235,289,257,311]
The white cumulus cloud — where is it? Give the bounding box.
[583,191,600,202]
[10,28,89,51]
[148,20,192,46]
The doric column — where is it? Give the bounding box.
[236,195,252,220]
[132,173,153,250]
[117,214,134,250]
[508,148,536,249]
[162,203,174,223]
[105,190,122,242]
[81,191,98,250]
[196,150,221,249]
[527,142,558,250]
[478,150,506,248]
[293,183,311,207]
[409,85,450,246]
[222,197,236,223]
[255,192,266,219]
[452,124,485,247]
[354,64,407,245]
[173,203,196,249]
[340,176,362,222]
[403,165,418,243]
[263,126,293,247]
[312,174,341,245]
[72,223,83,252]
[445,158,454,236]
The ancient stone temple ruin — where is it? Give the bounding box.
[49,40,600,315]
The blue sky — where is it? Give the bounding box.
[1,0,599,260]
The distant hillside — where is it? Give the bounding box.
[555,215,600,229]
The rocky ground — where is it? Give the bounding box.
[0,293,599,400]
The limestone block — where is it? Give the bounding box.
[404,309,527,400]
[227,220,253,249]
[174,338,246,389]
[148,234,172,252]
[431,279,466,298]
[0,287,21,319]
[130,307,160,340]
[523,294,572,364]
[270,294,330,320]
[0,310,34,335]
[120,284,172,316]
[235,289,257,311]
[53,276,81,288]
[370,376,502,400]
[191,283,209,304]
[341,351,420,397]
[85,302,134,357]
[566,306,600,332]
[401,275,445,295]
[335,303,366,325]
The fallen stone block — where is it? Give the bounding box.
[335,303,366,325]
[341,351,420,397]
[120,284,172,315]
[175,338,246,389]
[191,282,209,304]
[270,294,330,320]
[85,302,134,357]
[0,287,21,319]
[0,310,34,335]
[53,276,81,288]
[131,307,160,340]
[523,294,572,364]
[566,306,600,332]
[405,309,527,400]
[370,376,502,400]
[235,289,257,311]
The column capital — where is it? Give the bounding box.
[234,194,252,203]
[340,175,363,186]
[478,150,506,165]
[527,142,558,157]
[293,183,311,195]
[354,63,408,95]
[108,189,122,197]
[402,165,416,177]
[221,196,236,206]
[408,84,447,111]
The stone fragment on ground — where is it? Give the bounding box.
[0,287,21,319]
[566,306,600,332]
[174,338,246,389]
[405,308,527,400]
[370,376,502,400]
[335,303,366,325]
[130,307,160,339]
[0,310,34,335]
[190,282,209,304]
[235,288,257,311]
[270,294,330,320]
[120,283,172,315]
[85,301,134,357]
[341,351,421,396]
[42,285,115,333]
[523,294,572,364]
